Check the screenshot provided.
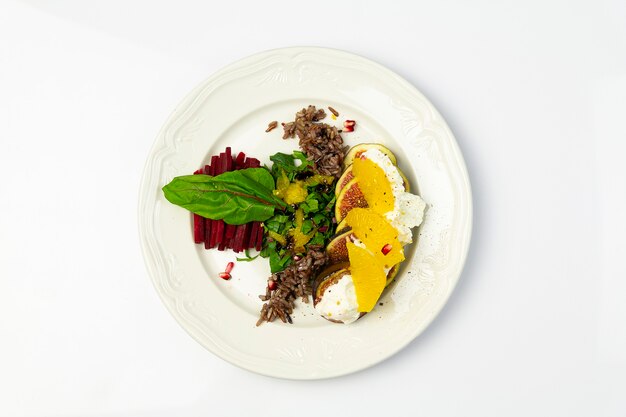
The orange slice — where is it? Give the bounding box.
[347,241,386,312]
[344,208,404,268]
[352,157,394,214]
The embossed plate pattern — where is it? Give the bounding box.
[138,47,472,379]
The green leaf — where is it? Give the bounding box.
[236,249,259,262]
[265,213,292,234]
[162,168,286,225]
[269,151,312,181]
[301,194,319,214]
[312,213,327,225]
[269,152,295,167]
[293,151,312,169]
[264,219,281,233]
[239,167,276,191]
[308,232,325,246]
[301,219,314,234]
[269,250,292,273]
[324,194,336,211]
[260,240,276,258]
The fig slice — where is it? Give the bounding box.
[385,264,400,287]
[325,229,352,265]
[334,178,368,223]
[343,143,397,168]
[312,263,350,304]
[335,165,355,196]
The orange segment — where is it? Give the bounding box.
[352,157,394,214]
[345,208,405,268]
[347,241,386,312]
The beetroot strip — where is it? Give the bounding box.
[224,147,235,248]
[225,224,236,239]
[254,222,263,251]
[235,152,246,169]
[240,223,251,252]
[215,219,225,246]
[192,169,205,244]
[219,152,227,174]
[209,220,218,248]
[233,224,246,253]
[249,222,259,249]
[215,153,227,247]
[238,224,251,252]
[210,156,218,175]
[193,215,205,244]
[204,219,215,249]
[207,161,216,248]
[225,147,233,172]
[208,154,223,248]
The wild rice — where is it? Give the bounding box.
[256,246,328,326]
[328,106,339,117]
[282,105,348,178]
[265,120,278,132]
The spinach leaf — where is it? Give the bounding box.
[264,213,292,234]
[162,168,286,225]
[301,219,314,234]
[312,212,327,226]
[260,240,276,258]
[301,193,319,214]
[269,151,313,181]
[269,250,292,273]
[308,232,326,246]
[293,151,312,169]
[269,152,295,167]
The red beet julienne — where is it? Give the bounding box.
[192,169,205,244]
[190,147,266,253]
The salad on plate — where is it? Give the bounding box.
[162,105,426,325]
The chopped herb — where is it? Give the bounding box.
[236,249,260,262]
[301,219,314,234]
[261,150,338,273]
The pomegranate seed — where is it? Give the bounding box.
[343,120,355,133]
[225,261,234,274]
[293,254,302,261]
[219,272,231,280]
[318,225,328,233]
[268,280,277,290]
[381,244,393,255]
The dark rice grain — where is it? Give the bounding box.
[256,246,328,326]
[266,120,278,132]
[282,105,348,178]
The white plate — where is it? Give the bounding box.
[138,47,472,379]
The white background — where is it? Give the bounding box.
[1,0,625,416]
